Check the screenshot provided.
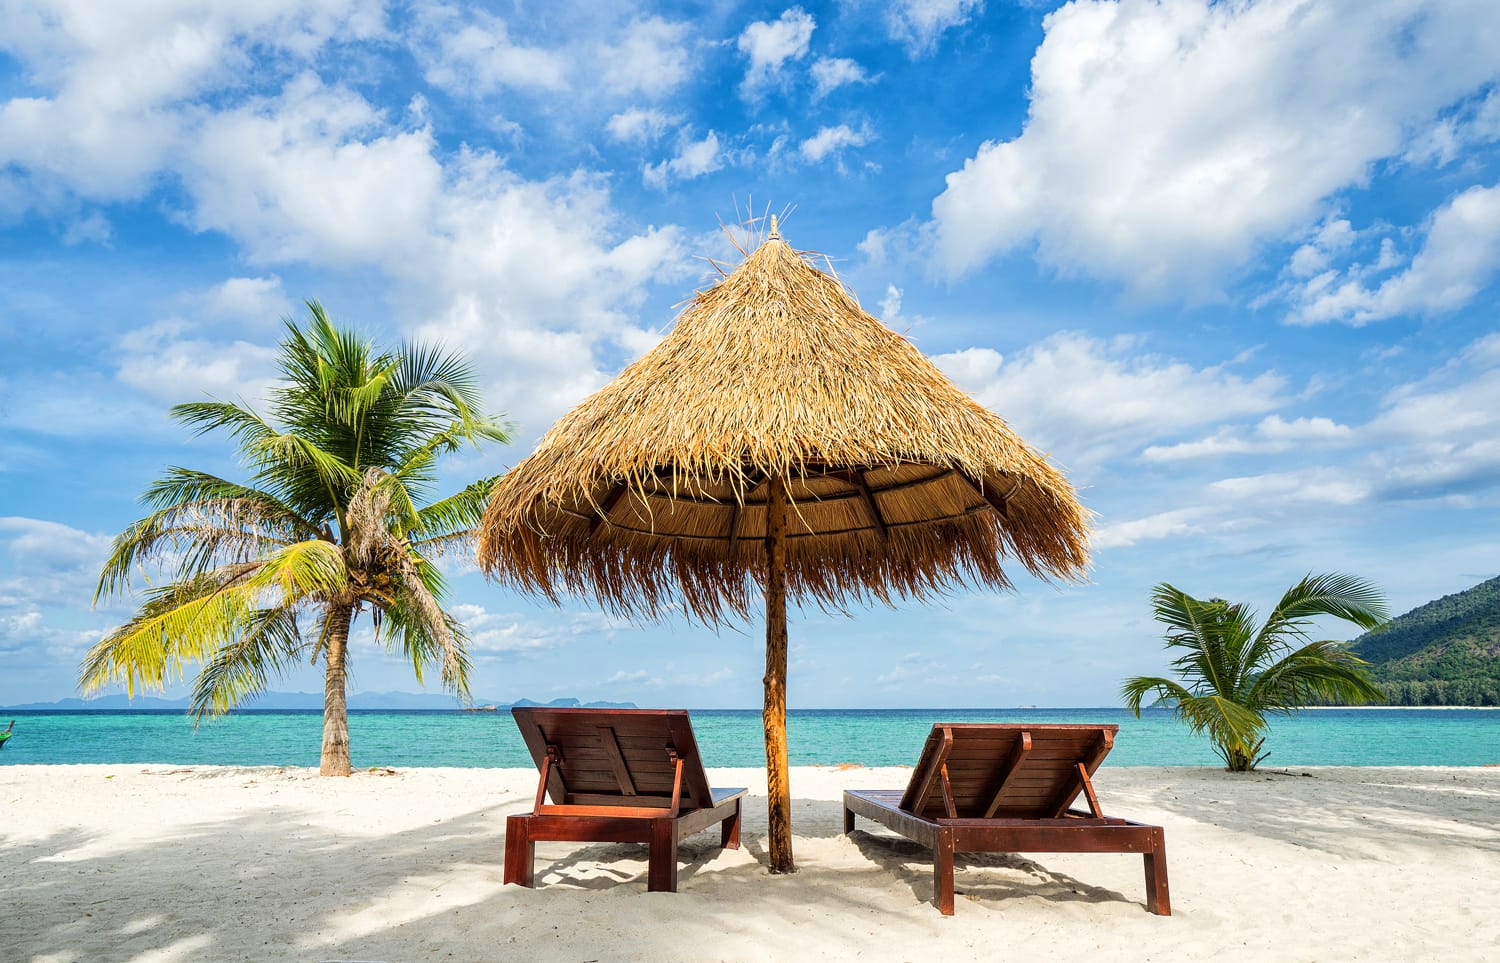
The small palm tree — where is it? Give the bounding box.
[82,302,510,775]
[1122,573,1388,771]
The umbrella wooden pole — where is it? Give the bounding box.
[763,475,795,873]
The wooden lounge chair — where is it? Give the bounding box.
[504,707,747,893]
[843,723,1170,916]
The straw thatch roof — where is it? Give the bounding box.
[478,226,1090,622]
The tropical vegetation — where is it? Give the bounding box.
[1122,573,1389,771]
[82,302,510,775]
[1349,574,1500,706]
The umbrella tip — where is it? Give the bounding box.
[768,214,780,239]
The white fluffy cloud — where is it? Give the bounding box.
[410,5,568,95]
[1092,507,1215,550]
[606,108,678,145]
[449,603,621,661]
[930,0,1500,295]
[197,276,290,324]
[810,57,871,99]
[886,0,982,56]
[935,333,1285,469]
[63,64,686,439]
[1121,332,1500,542]
[1143,415,1354,462]
[737,7,815,97]
[1405,89,1500,167]
[1207,468,1373,507]
[0,0,691,443]
[799,124,870,163]
[0,516,111,578]
[409,8,692,104]
[643,130,723,188]
[593,17,693,100]
[179,75,443,267]
[0,517,116,664]
[1362,334,1500,501]
[116,332,280,405]
[1287,183,1500,325]
[0,0,382,214]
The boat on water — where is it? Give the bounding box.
[0,720,13,749]
[460,705,498,712]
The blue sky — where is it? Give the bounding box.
[2,0,1498,710]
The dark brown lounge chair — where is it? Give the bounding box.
[843,723,1170,916]
[504,707,747,893]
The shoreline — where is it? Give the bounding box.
[7,703,1498,712]
[4,764,1499,961]
[6,760,1500,771]
[1301,703,1500,710]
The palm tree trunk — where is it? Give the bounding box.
[319,601,355,776]
[763,475,795,873]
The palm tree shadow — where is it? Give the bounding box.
[1124,766,1500,860]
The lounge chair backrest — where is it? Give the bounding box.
[899,723,1118,820]
[512,707,716,812]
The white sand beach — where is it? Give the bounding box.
[3,764,1498,962]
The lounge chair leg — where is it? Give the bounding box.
[934,826,956,916]
[503,815,534,888]
[721,799,742,850]
[843,805,854,835]
[1144,828,1171,916]
[648,817,680,893]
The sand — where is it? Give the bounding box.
[3,764,1498,962]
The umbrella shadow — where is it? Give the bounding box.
[0,783,520,962]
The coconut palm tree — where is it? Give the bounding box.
[81,301,510,775]
[1122,573,1388,771]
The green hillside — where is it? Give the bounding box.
[1349,575,1500,706]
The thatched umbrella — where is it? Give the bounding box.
[478,219,1090,873]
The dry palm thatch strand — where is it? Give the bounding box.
[479,223,1091,622]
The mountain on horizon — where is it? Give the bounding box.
[1349,574,1500,706]
[1,691,639,712]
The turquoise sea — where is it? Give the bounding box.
[0,708,1496,768]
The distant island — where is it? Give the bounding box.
[1,692,638,712]
[1345,574,1500,706]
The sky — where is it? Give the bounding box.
[2,0,1499,710]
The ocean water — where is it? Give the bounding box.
[1,707,1496,769]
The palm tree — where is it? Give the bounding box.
[81,302,510,775]
[1122,573,1388,771]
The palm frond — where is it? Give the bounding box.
[412,476,501,543]
[1258,572,1389,644]
[1152,585,1236,698]
[1173,693,1268,749]
[170,400,278,446]
[245,539,349,601]
[1247,640,1386,712]
[188,607,306,718]
[248,432,362,517]
[378,602,472,698]
[80,565,262,695]
[95,492,310,601]
[142,469,320,532]
[395,420,511,481]
[1121,675,1193,714]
